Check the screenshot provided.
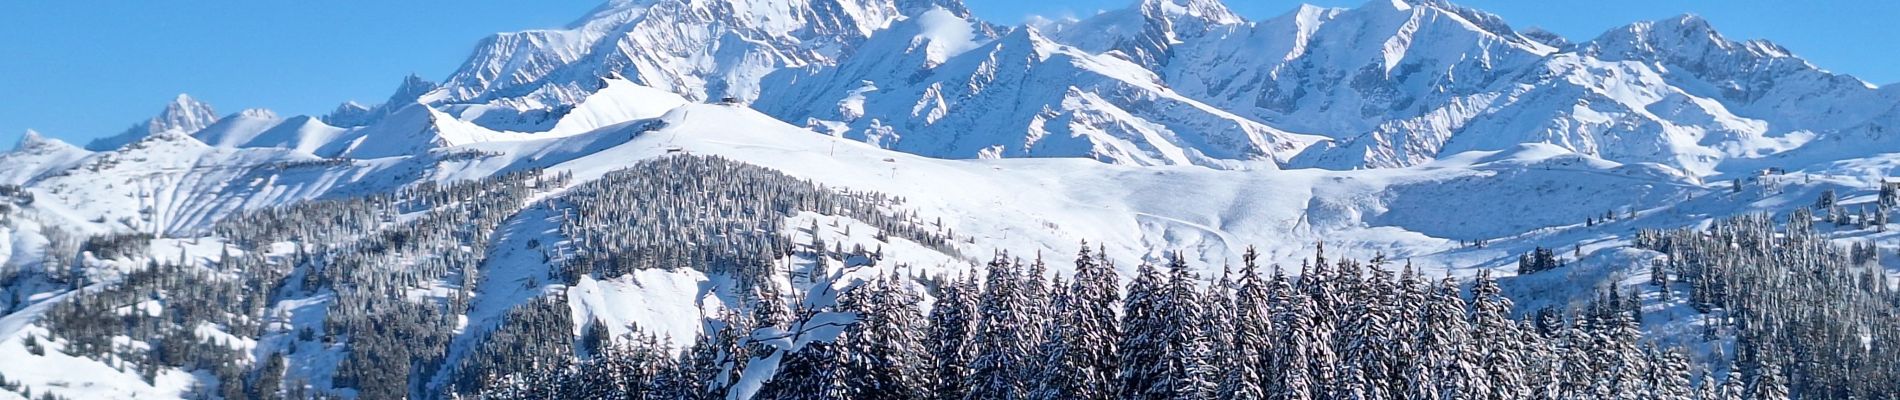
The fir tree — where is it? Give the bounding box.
[1417,275,1485,399]
[1266,265,1317,400]
[1157,253,1215,399]
[1218,247,1270,400]
[965,256,1037,400]
[1469,270,1525,400]
[837,276,929,400]
[1067,243,1122,400]
[927,270,981,400]
[1119,263,1169,400]
[1030,276,1082,400]
[1337,263,1397,400]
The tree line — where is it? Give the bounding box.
[479,241,1820,399]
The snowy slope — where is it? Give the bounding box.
[0,131,90,186]
[192,109,286,148]
[512,102,1710,270]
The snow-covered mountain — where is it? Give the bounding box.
[84,94,223,151]
[3,0,1899,398]
[302,0,1891,175]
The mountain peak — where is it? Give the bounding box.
[233,108,280,120]
[899,0,971,17]
[395,74,439,99]
[1591,13,1728,54]
[1659,13,1712,32]
[85,93,222,151]
[1334,0,1551,55]
[1585,12,1806,66]
[13,129,76,153]
[1064,0,1246,69]
[1141,0,1244,26]
[324,75,443,127]
[1519,27,1573,49]
[156,93,220,131]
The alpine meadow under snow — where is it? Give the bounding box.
[2,0,1899,398]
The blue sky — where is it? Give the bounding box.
[5,0,1898,147]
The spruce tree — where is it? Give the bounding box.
[1337,263,1397,400]
[1297,260,1343,398]
[927,270,981,400]
[1718,369,1746,400]
[965,256,1037,400]
[1068,243,1122,400]
[681,331,723,400]
[1417,275,1484,399]
[1119,263,1168,400]
[1203,264,1239,387]
[1030,276,1082,400]
[1266,265,1317,400]
[1158,253,1215,399]
[1218,247,1270,400]
[1469,270,1525,400]
[1642,344,1694,400]
[838,276,929,400]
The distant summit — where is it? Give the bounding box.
[86,93,220,151]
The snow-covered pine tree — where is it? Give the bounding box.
[756,340,850,400]
[1068,243,1122,400]
[837,275,929,400]
[1556,314,1603,398]
[1518,319,1562,400]
[1390,263,1434,399]
[681,330,722,400]
[712,313,752,400]
[1744,361,1789,400]
[1598,292,1650,399]
[1695,369,1719,400]
[1218,247,1270,400]
[1417,275,1486,399]
[1024,254,1052,342]
[1336,262,1397,400]
[647,344,688,400]
[965,255,1038,400]
[1266,265,1317,400]
[1641,343,1694,400]
[1296,259,1343,397]
[1469,269,1526,400]
[1156,253,1215,399]
[1119,263,1168,400]
[1199,263,1238,399]
[751,277,793,336]
[927,269,982,400]
[1030,275,1081,400]
[1718,368,1746,400]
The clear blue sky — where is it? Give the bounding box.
[5,0,1898,147]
